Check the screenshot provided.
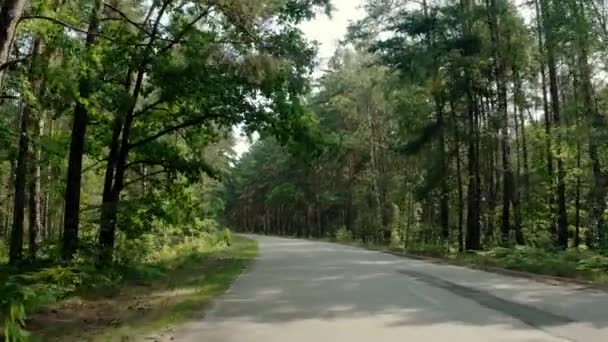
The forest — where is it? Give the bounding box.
[3,0,608,340]
[227,0,608,275]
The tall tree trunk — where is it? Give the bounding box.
[534,0,554,236]
[0,0,26,89]
[62,0,104,260]
[10,103,29,263]
[28,116,42,259]
[42,119,54,239]
[27,39,44,259]
[487,0,513,245]
[438,102,450,242]
[4,159,15,240]
[571,0,608,248]
[97,102,125,265]
[518,102,530,194]
[422,0,449,243]
[465,93,481,250]
[513,67,530,194]
[541,0,568,249]
[451,102,465,252]
[365,99,383,239]
[512,77,524,245]
[575,120,582,249]
[462,0,481,251]
[486,128,497,244]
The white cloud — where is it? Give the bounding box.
[300,0,365,68]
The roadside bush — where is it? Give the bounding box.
[470,246,608,281]
[406,243,446,258]
[335,226,353,242]
[216,228,233,246]
[2,265,83,341]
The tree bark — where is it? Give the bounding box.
[461,0,481,251]
[512,76,524,245]
[534,0,555,236]
[437,102,450,242]
[0,0,26,90]
[26,39,44,259]
[28,115,42,259]
[465,93,481,250]
[575,119,582,248]
[451,102,465,252]
[62,0,104,260]
[42,119,54,239]
[10,103,29,263]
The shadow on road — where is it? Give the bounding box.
[175,236,608,341]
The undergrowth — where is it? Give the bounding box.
[465,246,608,283]
[394,243,608,284]
[324,233,608,284]
[0,227,237,341]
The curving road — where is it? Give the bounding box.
[172,235,608,342]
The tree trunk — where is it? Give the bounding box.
[465,93,481,250]
[461,0,481,251]
[541,0,568,249]
[10,103,29,263]
[486,0,513,245]
[97,101,125,265]
[62,0,104,260]
[451,102,465,252]
[364,97,384,240]
[438,102,449,242]
[512,78,524,245]
[28,116,42,259]
[519,103,530,194]
[571,0,608,248]
[534,0,555,236]
[27,39,44,259]
[42,119,54,239]
[575,130,582,248]
[0,0,26,89]
[4,159,15,240]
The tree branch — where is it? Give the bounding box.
[157,5,213,55]
[0,94,20,100]
[125,159,166,169]
[134,98,168,117]
[20,15,116,42]
[102,3,176,44]
[124,169,168,188]
[0,56,30,72]
[128,114,220,150]
[103,2,150,34]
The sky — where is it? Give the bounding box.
[232,0,366,157]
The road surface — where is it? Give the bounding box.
[171,235,608,342]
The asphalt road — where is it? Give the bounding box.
[171,235,608,342]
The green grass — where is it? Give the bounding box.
[383,244,608,285]
[452,246,608,284]
[24,236,257,341]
